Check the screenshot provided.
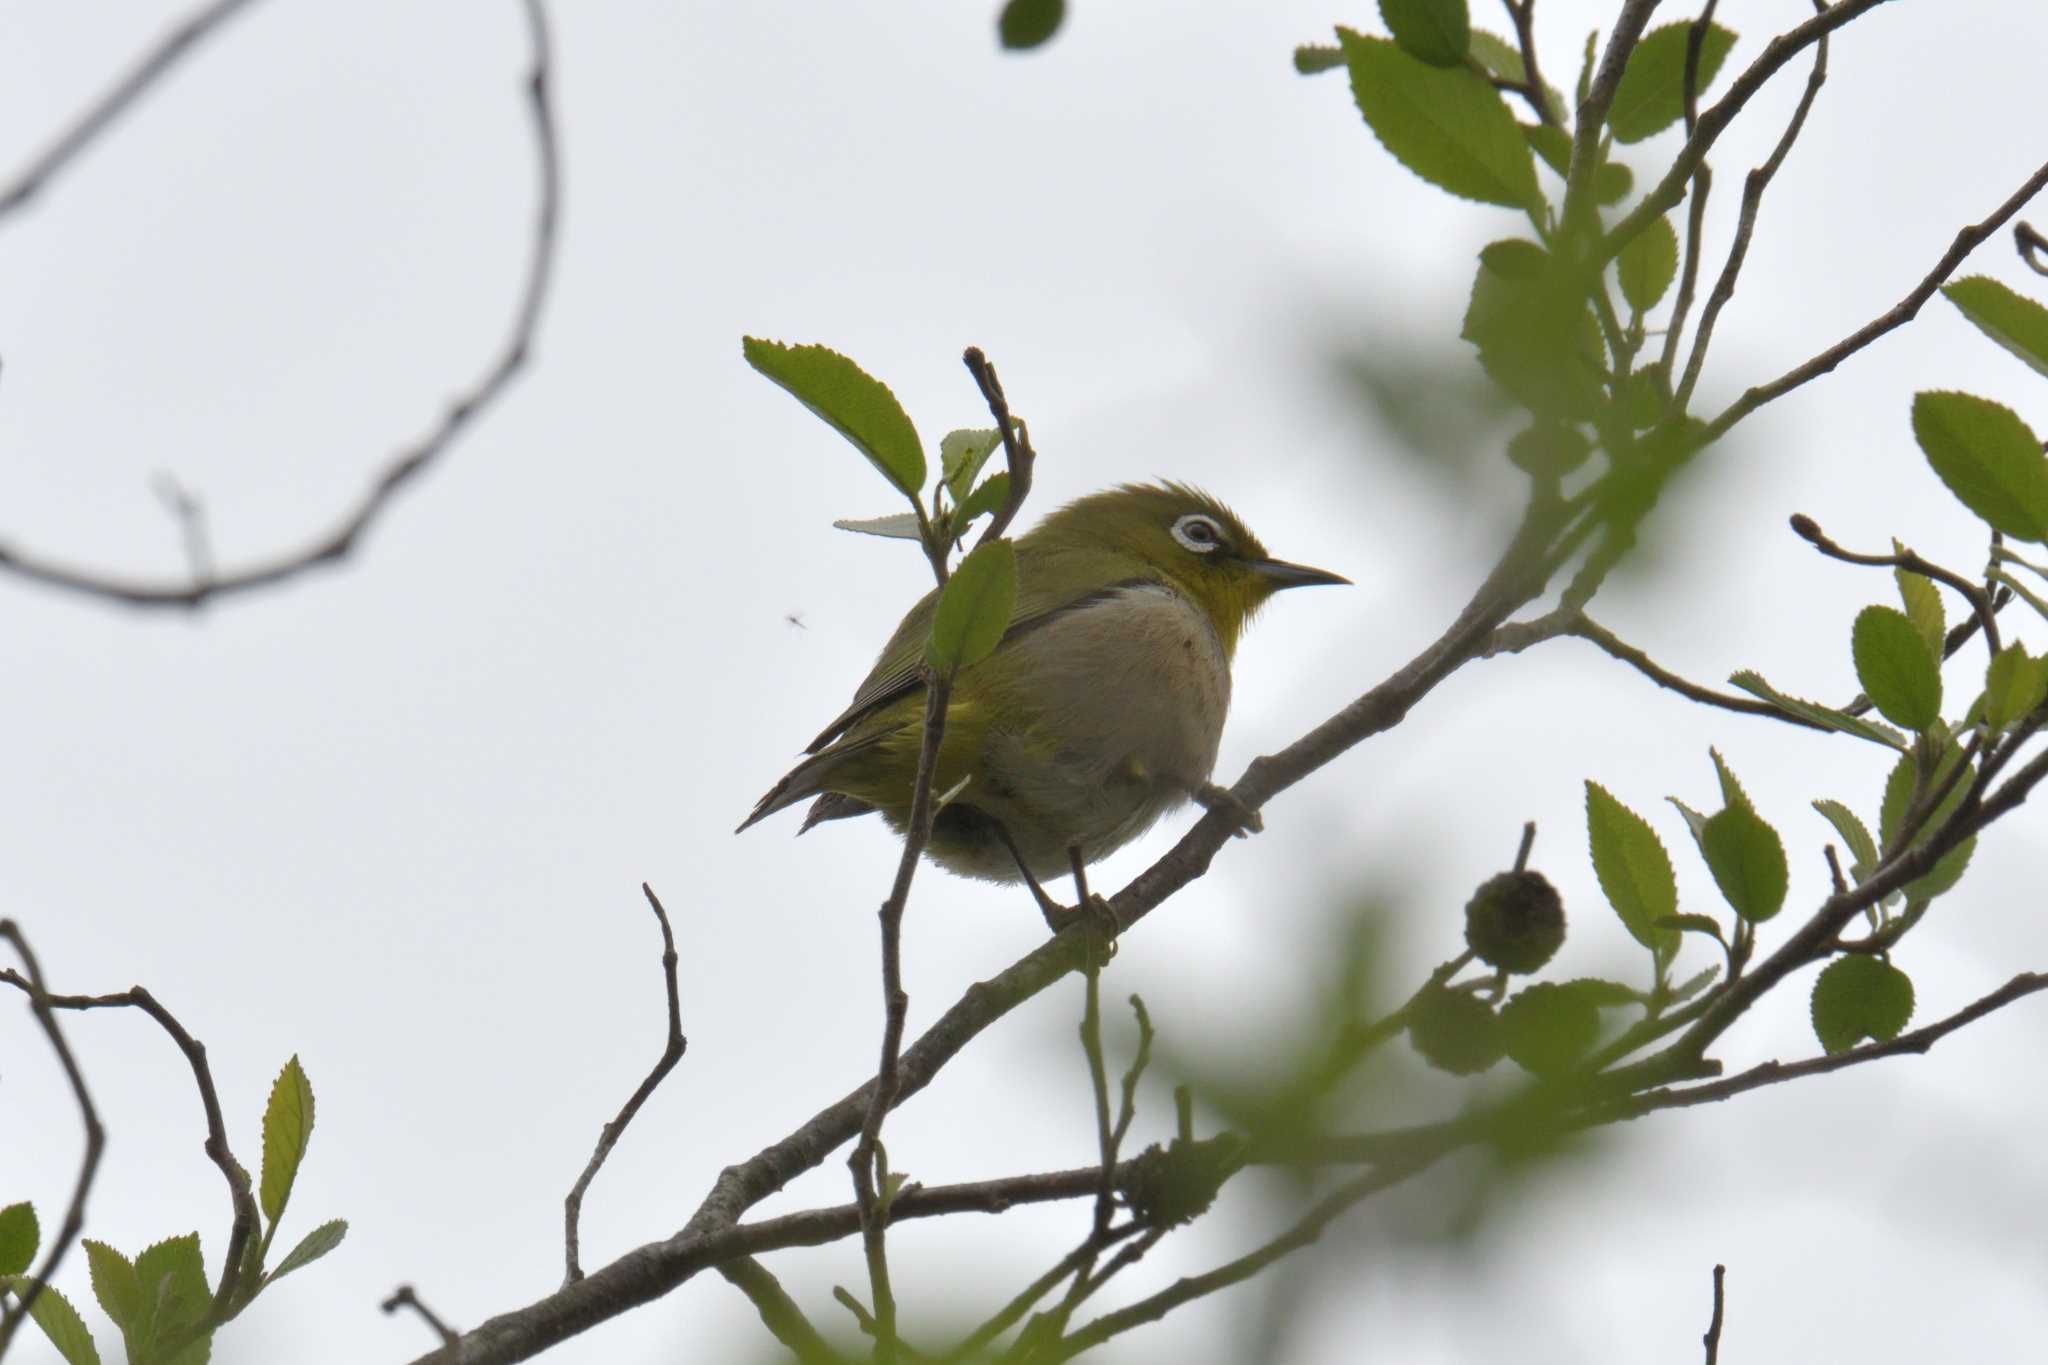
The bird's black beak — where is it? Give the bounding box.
[1249,558,1350,589]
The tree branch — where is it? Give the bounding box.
[0,0,561,609]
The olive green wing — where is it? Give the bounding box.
[803,544,1143,754]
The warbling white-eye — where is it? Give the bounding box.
[737,482,1346,921]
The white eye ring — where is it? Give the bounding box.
[1171,514,1224,553]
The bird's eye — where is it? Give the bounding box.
[1171,514,1224,553]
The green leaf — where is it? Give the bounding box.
[0,1202,37,1277]
[1380,0,1470,67]
[82,1240,143,1335]
[1985,642,2048,729]
[939,429,1002,506]
[1878,740,1977,902]
[261,1056,316,1228]
[1574,30,1596,112]
[134,1233,211,1359]
[1405,985,1505,1075]
[1852,605,1943,731]
[1505,421,1592,476]
[1811,955,1915,1054]
[1894,555,1946,659]
[1340,29,1541,211]
[1466,29,1524,82]
[1728,671,1906,750]
[1911,390,2048,543]
[1293,44,1346,75]
[997,0,1064,50]
[832,512,924,541]
[953,471,1012,532]
[1665,962,1722,1006]
[1585,782,1679,958]
[1560,977,1642,1009]
[1607,22,1736,144]
[1461,239,1606,419]
[266,1219,348,1286]
[1657,912,1726,939]
[1500,982,1601,1076]
[1615,214,1679,312]
[2,1277,102,1365]
[1943,275,2048,379]
[927,539,1018,674]
[1666,796,1709,845]
[1521,123,1570,176]
[743,339,926,500]
[1700,805,1787,923]
[1812,799,1878,881]
[1595,159,1634,205]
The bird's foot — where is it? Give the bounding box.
[1190,781,1264,838]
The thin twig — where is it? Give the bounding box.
[1674,1,1828,412]
[0,978,263,1329]
[1702,1264,1727,1365]
[1502,0,1559,128]
[1560,0,1664,240]
[1790,514,2003,657]
[0,0,561,609]
[0,923,105,1358]
[383,1285,460,1347]
[963,347,1037,547]
[564,883,688,1284]
[1705,151,2048,443]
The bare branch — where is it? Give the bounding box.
[564,884,688,1284]
[0,923,105,1358]
[0,0,562,609]
[0,0,265,222]
[1704,151,2048,442]
[719,1258,844,1364]
[1702,1265,1727,1365]
[963,347,1037,548]
[1560,0,1664,238]
[1673,2,1829,412]
[383,1285,460,1347]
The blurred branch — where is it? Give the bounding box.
[0,0,265,222]
[0,0,561,610]
[1559,0,1662,236]
[563,883,688,1284]
[720,1258,844,1364]
[0,922,105,1358]
[382,1285,460,1347]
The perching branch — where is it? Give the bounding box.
[564,884,688,1284]
[0,0,561,610]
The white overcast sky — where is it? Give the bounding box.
[5,2,2047,1362]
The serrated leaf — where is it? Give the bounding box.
[1340,29,1540,211]
[82,1240,143,1334]
[266,1219,348,1286]
[1500,981,1601,1076]
[1943,275,2048,379]
[743,339,926,500]
[1379,0,1469,67]
[1595,159,1634,205]
[0,1202,37,1277]
[1607,22,1736,144]
[1666,796,1710,845]
[953,472,1012,533]
[1466,29,1524,82]
[1560,977,1641,1008]
[1708,748,1754,812]
[1811,955,1915,1054]
[832,512,924,541]
[1700,803,1788,923]
[3,1277,102,1365]
[1462,239,1606,419]
[1984,643,2048,729]
[1585,782,1679,958]
[1294,44,1346,74]
[1878,742,1976,902]
[1911,390,2048,543]
[1728,671,1907,750]
[1853,605,1943,732]
[1521,123,1570,176]
[261,1056,316,1228]
[1615,214,1679,312]
[135,1233,210,1359]
[997,0,1064,50]
[1812,799,1878,880]
[1665,962,1722,1006]
[927,539,1017,674]
[1894,557,1946,659]
[939,428,1002,505]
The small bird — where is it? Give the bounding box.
[737,482,1346,921]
